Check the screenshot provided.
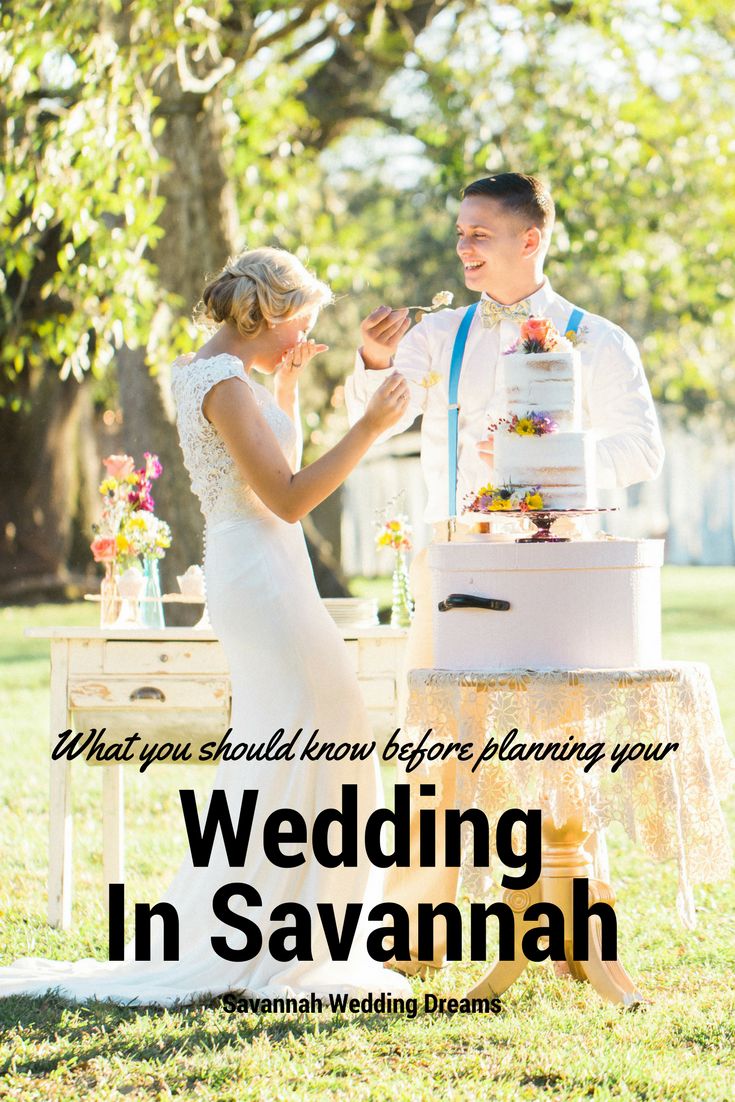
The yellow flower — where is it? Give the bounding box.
[525,492,544,510]
[477,483,496,497]
[491,498,513,511]
[115,534,130,553]
[515,418,536,436]
[127,515,147,531]
[419,371,442,389]
[388,520,401,531]
[99,477,118,494]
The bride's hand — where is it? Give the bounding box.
[363,372,411,434]
[276,337,329,388]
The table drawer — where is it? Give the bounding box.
[102,641,228,676]
[69,677,230,709]
[358,638,403,676]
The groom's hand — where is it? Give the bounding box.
[360,305,411,370]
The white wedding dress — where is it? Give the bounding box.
[0,353,411,1006]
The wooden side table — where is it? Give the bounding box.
[28,626,407,929]
[406,664,735,1006]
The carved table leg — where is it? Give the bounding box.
[466,814,644,1006]
[569,879,644,1006]
[542,816,643,1006]
[466,882,542,999]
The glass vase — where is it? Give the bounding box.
[141,557,165,629]
[390,549,414,629]
[113,563,146,627]
[99,561,120,628]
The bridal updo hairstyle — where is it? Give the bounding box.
[196,247,333,338]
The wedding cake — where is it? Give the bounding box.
[493,350,596,511]
[429,316,663,672]
[488,318,595,511]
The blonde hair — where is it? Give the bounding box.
[195,246,333,337]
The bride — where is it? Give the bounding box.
[0,247,413,1006]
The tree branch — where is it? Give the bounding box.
[249,0,330,55]
[174,43,235,94]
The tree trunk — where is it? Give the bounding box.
[0,367,97,596]
[115,86,352,599]
[115,88,238,597]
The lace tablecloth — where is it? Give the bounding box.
[406,663,735,927]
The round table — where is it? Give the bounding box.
[406,662,735,1005]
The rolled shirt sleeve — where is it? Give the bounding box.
[344,321,433,444]
[587,326,665,488]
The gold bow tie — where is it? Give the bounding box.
[480,299,531,329]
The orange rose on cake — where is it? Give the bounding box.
[516,316,569,353]
[521,317,555,345]
[504,317,572,356]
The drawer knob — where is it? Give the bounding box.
[130,686,166,702]
[159,653,169,663]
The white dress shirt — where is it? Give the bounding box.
[344,278,665,523]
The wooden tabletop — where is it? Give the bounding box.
[26,625,408,641]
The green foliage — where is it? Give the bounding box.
[401,0,735,418]
[0,2,170,382]
[1,0,734,428]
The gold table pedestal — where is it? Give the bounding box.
[467,814,643,1007]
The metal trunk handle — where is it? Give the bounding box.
[438,593,511,613]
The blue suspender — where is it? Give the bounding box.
[446,302,584,517]
[447,301,479,517]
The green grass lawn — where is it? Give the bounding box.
[1,567,734,1101]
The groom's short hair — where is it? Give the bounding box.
[462,173,555,237]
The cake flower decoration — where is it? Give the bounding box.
[465,483,545,513]
[504,315,572,355]
[488,412,558,437]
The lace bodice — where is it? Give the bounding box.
[171,353,298,525]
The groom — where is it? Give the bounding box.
[345,172,665,973]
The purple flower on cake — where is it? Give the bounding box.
[487,412,558,437]
[465,483,545,513]
[511,412,558,436]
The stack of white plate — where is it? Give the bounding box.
[322,597,379,628]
